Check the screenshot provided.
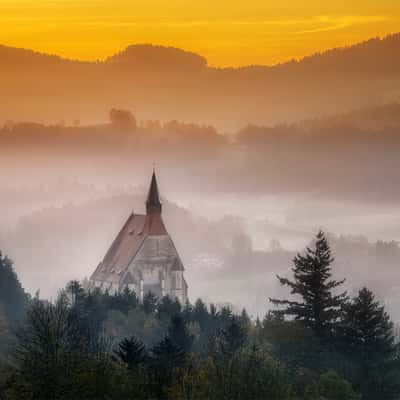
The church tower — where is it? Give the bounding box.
[146,170,162,214]
[90,171,188,303]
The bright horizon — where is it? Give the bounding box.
[1,0,399,67]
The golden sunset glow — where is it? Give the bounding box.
[0,0,399,66]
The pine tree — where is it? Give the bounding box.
[143,292,158,314]
[114,336,147,370]
[108,286,139,315]
[157,295,181,320]
[65,280,86,306]
[270,231,347,338]
[168,314,194,353]
[238,308,252,336]
[0,252,29,321]
[193,298,209,329]
[151,336,186,369]
[340,287,400,400]
[150,336,187,394]
[217,316,248,357]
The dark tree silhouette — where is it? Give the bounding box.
[114,336,147,370]
[143,292,158,314]
[12,295,87,399]
[151,336,186,369]
[270,231,348,338]
[150,336,186,394]
[340,287,400,400]
[168,314,193,353]
[157,295,181,321]
[219,316,248,356]
[109,108,137,131]
[108,286,139,315]
[0,252,29,321]
[65,280,86,306]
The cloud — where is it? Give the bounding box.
[292,15,391,35]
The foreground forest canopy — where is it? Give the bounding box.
[1,33,400,129]
[0,232,399,400]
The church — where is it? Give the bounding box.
[90,171,188,303]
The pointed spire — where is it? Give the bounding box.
[146,170,162,214]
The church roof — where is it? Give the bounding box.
[90,171,183,285]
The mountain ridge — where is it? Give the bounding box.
[1,32,399,70]
[1,33,400,130]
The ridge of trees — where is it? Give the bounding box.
[0,231,398,399]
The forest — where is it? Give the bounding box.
[0,231,398,400]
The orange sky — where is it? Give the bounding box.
[1,0,399,66]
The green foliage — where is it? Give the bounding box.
[108,286,139,315]
[340,288,396,360]
[270,231,348,338]
[143,291,158,314]
[170,348,294,400]
[0,252,29,321]
[114,336,147,370]
[151,336,187,371]
[339,288,400,400]
[168,314,194,353]
[2,240,400,400]
[313,371,360,400]
[300,371,359,400]
[215,315,248,357]
[8,295,88,399]
[150,336,187,396]
[158,296,182,321]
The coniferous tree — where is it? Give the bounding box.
[0,252,29,321]
[150,336,186,394]
[217,316,248,357]
[193,298,209,329]
[151,336,186,369]
[181,301,194,324]
[168,314,194,353]
[143,292,158,314]
[108,286,139,315]
[239,308,252,336]
[157,295,181,321]
[114,336,147,370]
[66,280,86,306]
[340,287,400,400]
[270,231,347,338]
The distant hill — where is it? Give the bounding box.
[1,34,400,130]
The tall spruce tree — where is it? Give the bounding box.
[114,336,147,370]
[270,231,348,338]
[340,287,400,400]
[150,336,186,395]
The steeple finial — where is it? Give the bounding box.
[146,170,162,214]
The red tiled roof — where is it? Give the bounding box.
[144,211,167,235]
[90,212,169,282]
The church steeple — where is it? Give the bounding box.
[146,170,162,214]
